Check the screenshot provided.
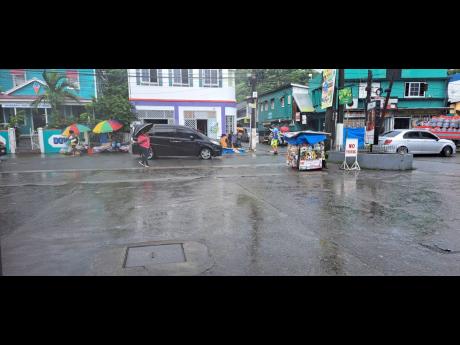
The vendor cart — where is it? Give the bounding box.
[284,131,331,171]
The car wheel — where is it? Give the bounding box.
[200,148,212,160]
[397,146,408,155]
[441,146,453,157]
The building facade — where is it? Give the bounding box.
[127,69,237,139]
[309,69,449,132]
[448,73,460,115]
[236,100,250,128]
[0,69,97,135]
[256,83,314,135]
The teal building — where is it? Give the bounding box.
[0,69,97,135]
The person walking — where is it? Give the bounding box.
[136,132,151,167]
[271,126,279,155]
[236,130,243,148]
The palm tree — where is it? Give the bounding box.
[31,70,81,128]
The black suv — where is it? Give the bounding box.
[131,124,222,160]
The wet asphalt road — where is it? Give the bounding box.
[1,145,460,275]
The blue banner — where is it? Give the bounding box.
[343,127,365,148]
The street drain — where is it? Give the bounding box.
[124,243,186,268]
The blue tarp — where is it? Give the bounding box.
[343,127,365,148]
[285,133,327,146]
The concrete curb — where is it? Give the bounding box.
[327,151,413,170]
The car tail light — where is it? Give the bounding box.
[384,139,392,145]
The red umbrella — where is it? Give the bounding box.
[280,126,290,133]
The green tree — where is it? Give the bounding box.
[8,110,26,128]
[235,69,319,102]
[31,70,81,128]
[85,69,136,131]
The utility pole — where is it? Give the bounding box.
[249,69,257,151]
[374,69,395,144]
[336,69,345,149]
[365,70,373,147]
[365,70,373,125]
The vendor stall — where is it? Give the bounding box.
[284,131,330,171]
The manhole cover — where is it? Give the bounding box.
[124,244,186,268]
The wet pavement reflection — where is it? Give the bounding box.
[1,153,460,275]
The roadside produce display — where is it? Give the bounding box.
[414,115,460,144]
[284,131,330,171]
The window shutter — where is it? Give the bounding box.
[405,83,410,97]
[189,69,193,87]
[219,69,222,87]
[136,69,140,85]
[168,69,172,86]
[199,69,203,87]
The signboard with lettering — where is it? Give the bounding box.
[299,159,322,171]
[2,102,51,108]
[43,129,69,153]
[345,138,358,157]
[321,69,337,109]
[338,87,353,105]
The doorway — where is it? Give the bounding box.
[197,119,207,136]
[32,108,46,130]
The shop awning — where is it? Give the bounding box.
[292,92,314,112]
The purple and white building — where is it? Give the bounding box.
[128,69,237,139]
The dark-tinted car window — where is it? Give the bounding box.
[153,128,176,137]
[403,131,420,139]
[176,129,196,139]
[383,131,401,138]
[420,131,438,140]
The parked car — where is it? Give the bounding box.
[379,129,456,156]
[131,124,222,160]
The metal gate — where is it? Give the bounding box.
[226,115,235,134]
[136,110,174,124]
[30,129,40,151]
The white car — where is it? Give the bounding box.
[379,129,456,156]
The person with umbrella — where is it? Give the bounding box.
[134,132,150,167]
[132,123,153,168]
[68,130,79,156]
[62,123,91,155]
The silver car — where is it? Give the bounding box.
[379,129,456,157]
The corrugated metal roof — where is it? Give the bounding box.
[292,92,314,112]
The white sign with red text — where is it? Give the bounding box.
[344,138,358,158]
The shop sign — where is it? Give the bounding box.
[338,87,353,105]
[2,102,51,108]
[302,115,307,125]
[345,138,358,157]
[48,135,69,148]
[295,112,301,121]
[299,159,322,170]
[321,69,337,109]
